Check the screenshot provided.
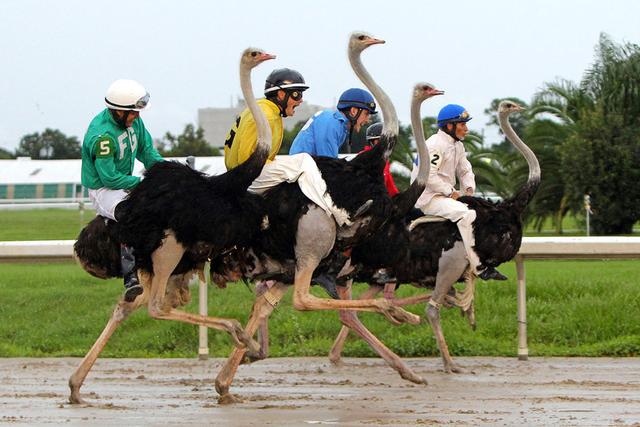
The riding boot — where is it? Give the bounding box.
[371,268,397,285]
[121,244,143,302]
[478,266,508,281]
[311,250,351,299]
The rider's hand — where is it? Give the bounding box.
[450,191,461,200]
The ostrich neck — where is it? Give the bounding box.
[410,96,429,186]
[239,64,271,153]
[498,113,540,183]
[348,51,398,135]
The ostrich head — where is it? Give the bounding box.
[241,48,276,69]
[498,100,525,117]
[413,82,444,102]
[349,31,385,54]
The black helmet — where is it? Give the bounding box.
[366,122,383,141]
[264,68,309,96]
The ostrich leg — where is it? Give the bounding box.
[329,284,432,365]
[329,284,382,365]
[215,282,289,404]
[145,233,260,354]
[68,297,144,404]
[426,244,469,373]
[291,211,420,325]
[329,283,428,384]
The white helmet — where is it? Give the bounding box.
[104,79,150,111]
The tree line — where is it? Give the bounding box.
[2,34,637,234]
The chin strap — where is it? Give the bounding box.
[442,123,461,141]
[110,109,131,128]
[343,108,364,154]
[268,94,291,118]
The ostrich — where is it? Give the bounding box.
[210,31,431,403]
[68,47,276,404]
[326,82,442,385]
[329,100,539,376]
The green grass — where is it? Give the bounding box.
[0,260,638,358]
[0,208,95,241]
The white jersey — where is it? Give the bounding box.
[411,130,475,208]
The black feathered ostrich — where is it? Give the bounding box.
[210,31,432,404]
[330,100,538,378]
[68,47,276,404]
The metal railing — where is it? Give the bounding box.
[0,197,91,210]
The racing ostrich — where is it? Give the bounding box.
[211,31,431,403]
[68,47,275,404]
[329,100,539,376]
[327,82,442,385]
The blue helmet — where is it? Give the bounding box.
[437,104,472,127]
[337,88,377,113]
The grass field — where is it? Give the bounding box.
[0,208,94,241]
[0,209,638,358]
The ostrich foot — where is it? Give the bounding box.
[68,390,86,405]
[381,304,421,325]
[400,370,428,385]
[217,393,244,405]
[230,323,261,357]
[328,354,343,366]
[240,349,267,365]
[443,361,465,374]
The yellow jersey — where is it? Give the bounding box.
[223,98,283,170]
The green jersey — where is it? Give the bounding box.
[81,109,163,190]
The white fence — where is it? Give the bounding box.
[2,237,640,359]
[0,198,91,210]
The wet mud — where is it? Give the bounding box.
[1,357,639,425]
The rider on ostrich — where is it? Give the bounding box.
[412,104,507,281]
[289,87,376,156]
[210,31,432,403]
[224,67,308,170]
[331,100,538,378]
[80,79,163,302]
[69,48,278,405]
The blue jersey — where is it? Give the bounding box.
[289,110,348,158]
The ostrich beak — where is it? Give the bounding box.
[429,89,445,97]
[365,37,385,46]
[259,53,276,61]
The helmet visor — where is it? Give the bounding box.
[134,93,150,110]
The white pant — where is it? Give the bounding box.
[248,153,351,226]
[88,188,127,221]
[418,195,481,271]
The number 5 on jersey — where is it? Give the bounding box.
[96,137,114,158]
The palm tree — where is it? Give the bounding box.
[526,34,640,234]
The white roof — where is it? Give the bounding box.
[0,157,228,185]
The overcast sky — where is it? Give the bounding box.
[1,0,638,151]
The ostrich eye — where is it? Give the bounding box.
[358,35,366,41]
[251,51,258,57]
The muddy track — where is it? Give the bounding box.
[1,357,639,425]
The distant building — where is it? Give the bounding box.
[0,156,228,200]
[198,99,325,149]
